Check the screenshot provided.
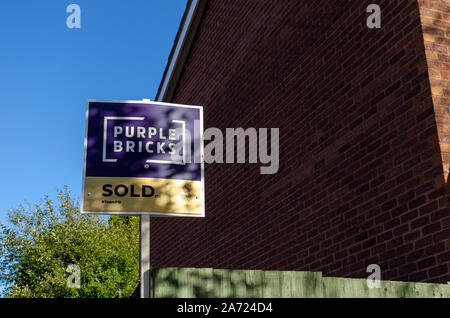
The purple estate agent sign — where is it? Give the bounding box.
[82,100,204,216]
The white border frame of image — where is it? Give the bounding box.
[81,99,205,217]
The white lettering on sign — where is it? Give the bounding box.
[102,116,185,164]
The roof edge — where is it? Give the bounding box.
[155,0,207,102]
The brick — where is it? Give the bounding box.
[418,256,436,269]
[429,264,448,277]
[423,221,442,235]
[437,251,450,263]
[432,86,444,95]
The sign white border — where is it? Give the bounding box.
[81,99,205,217]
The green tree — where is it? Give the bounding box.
[0,186,139,298]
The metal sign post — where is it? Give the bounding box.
[139,100,151,299]
[140,215,151,298]
[139,99,151,299]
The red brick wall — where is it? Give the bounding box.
[420,0,450,181]
[151,0,450,283]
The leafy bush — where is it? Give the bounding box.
[0,186,139,298]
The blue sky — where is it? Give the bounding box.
[0,0,187,223]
